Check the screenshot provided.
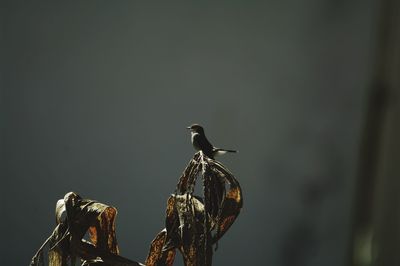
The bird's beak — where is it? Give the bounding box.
[186,126,191,130]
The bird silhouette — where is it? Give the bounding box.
[187,124,237,159]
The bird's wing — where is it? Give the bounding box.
[193,133,214,156]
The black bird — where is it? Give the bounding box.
[187,124,237,159]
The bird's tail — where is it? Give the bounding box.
[213,148,238,156]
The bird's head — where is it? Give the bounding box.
[187,124,205,134]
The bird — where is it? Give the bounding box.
[187,124,237,159]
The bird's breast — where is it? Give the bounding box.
[191,132,201,151]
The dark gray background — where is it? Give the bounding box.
[1,1,380,265]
